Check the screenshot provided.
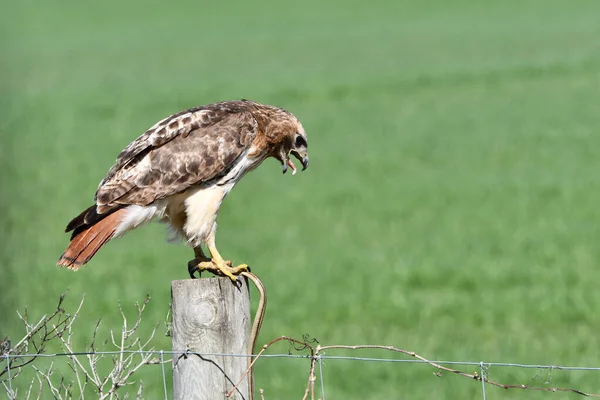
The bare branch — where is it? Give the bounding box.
[163,307,172,338]
[24,376,35,400]
[2,291,82,381]
[136,381,143,399]
[3,292,161,399]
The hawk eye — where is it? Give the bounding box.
[294,135,307,148]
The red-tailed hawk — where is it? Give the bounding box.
[57,99,309,281]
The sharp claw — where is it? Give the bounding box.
[188,260,199,279]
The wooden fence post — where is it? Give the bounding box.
[171,277,251,400]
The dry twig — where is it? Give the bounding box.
[1,291,78,382]
[51,293,164,399]
[2,292,168,399]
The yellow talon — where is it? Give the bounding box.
[228,263,249,275]
[192,242,250,282]
[195,260,249,282]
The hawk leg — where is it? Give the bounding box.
[188,247,211,279]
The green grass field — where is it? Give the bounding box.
[3,0,600,398]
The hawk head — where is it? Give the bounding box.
[247,101,309,175]
[267,113,309,175]
[278,121,309,175]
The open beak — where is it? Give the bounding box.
[282,150,309,175]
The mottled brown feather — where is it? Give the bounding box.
[95,105,260,213]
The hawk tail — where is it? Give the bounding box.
[57,206,126,270]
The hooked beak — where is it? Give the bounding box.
[282,150,309,175]
[300,155,310,170]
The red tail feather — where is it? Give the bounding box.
[57,208,127,269]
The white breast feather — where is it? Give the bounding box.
[181,153,260,246]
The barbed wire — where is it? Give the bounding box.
[3,345,600,399]
[5,349,600,369]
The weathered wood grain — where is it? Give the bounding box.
[171,277,251,400]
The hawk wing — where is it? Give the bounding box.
[94,105,258,214]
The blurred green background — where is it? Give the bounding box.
[2,0,600,398]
